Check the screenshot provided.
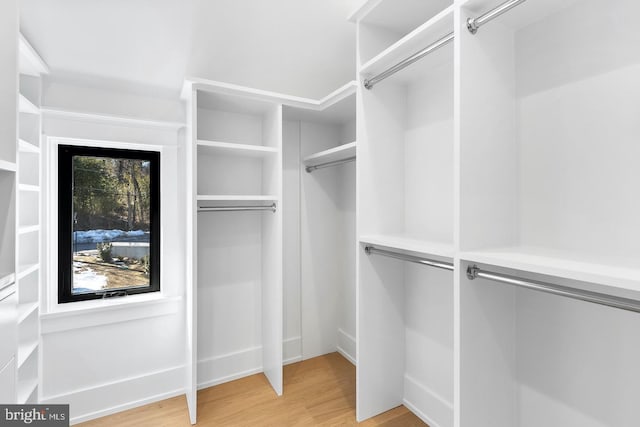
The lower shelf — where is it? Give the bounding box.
[460,246,640,294]
[17,378,37,404]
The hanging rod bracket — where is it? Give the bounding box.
[364,245,372,255]
[466,18,479,34]
[466,264,480,280]
[363,79,373,90]
[466,0,528,35]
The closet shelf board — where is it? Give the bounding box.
[18,94,39,115]
[197,140,279,157]
[0,272,16,290]
[360,234,454,259]
[18,184,39,193]
[17,302,38,324]
[461,246,640,294]
[303,142,356,168]
[18,225,40,235]
[17,264,39,280]
[19,33,49,76]
[17,340,38,369]
[16,377,38,404]
[360,4,454,78]
[197,195,278,202]
[0,159,17,172]
[18,139,40,154]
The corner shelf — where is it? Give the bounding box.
[17,302,38,324]
[18,225,39,235]
[197,139,278,157]
[18,139,40,154]
[0,159,17,172]
[303,142,356,169]
[18,94,39,115]
[360,234,454,259]
[16,377,37,404]
[17,264,39,280]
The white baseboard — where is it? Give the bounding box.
[283,336,302,365]
[197,346,262,390]
[337,328,356,365]
[403,374,453,427]
[40,365,185,425]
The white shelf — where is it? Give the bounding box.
[360,5,454,82]
[303,142,356,168]
[18,94,39,115]
[0,159,17,172]
[460,246,640,294]
[17,264,39,280]
[18,184,39,193]
[17,340,38,369]
[16,376,38,404]
[197,139,279,157]
[17,302,38,324]
[360,234,454,259]
[19,33,49,77]
[197,195,278,202]
[18,225,40,235]
[18,139,40,154]
[0,272,16,290]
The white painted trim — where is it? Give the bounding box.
[283,336,302,365]
[404,398,444,427]
[197,346,263,390]
[347,0,384,22]
[183,78,357,112]
[41,295,182,334]
[337,329,357,366]
[41,107,185,131]
[40,365,185,425]
[47,136,166,153]
[403,374,453,427]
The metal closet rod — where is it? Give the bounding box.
[364,245,454,271]
[363,32,454,90]
[467,0,527,34]
[198,203,277,213]
[467,265,640,314]
[305,156,356,173]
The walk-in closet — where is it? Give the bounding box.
[1,0,640,425]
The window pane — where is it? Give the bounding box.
[72,156,152,294]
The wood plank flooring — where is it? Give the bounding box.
[78,352,427,426]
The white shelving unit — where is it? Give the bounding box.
[15,33,48,405]
[283,83,357,365]
[353,0,640,426]
[183,79,285,424]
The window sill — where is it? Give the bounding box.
[41,293,182,334]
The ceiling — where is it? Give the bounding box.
[20,0,361,99]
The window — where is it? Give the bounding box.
[58,145,160,303]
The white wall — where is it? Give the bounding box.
[39,83,186,424]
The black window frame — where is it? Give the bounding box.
[58,145,161,303]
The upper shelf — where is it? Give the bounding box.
[19,34,49,77]
[360,5,454,84]
[0,159,17,173]
[19,95,39,115]
[197,195,278,202]
[460,246,640,295]
[303,142,356,169]
[360,234,454,260]
[197,140,278,158]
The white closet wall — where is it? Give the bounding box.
[284,90,357,362]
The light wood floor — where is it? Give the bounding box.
[78,352,427,426]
